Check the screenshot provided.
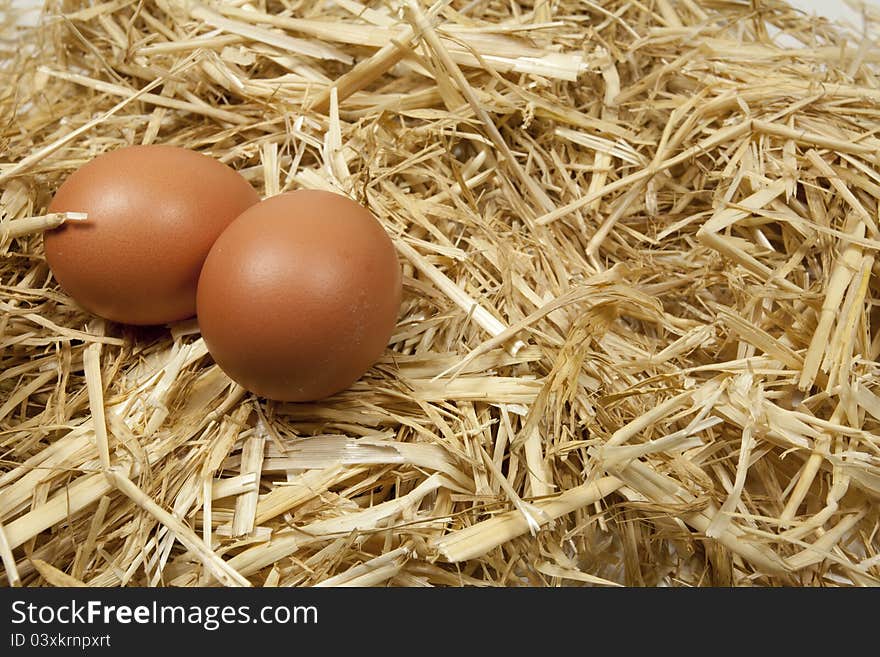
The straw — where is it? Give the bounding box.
[1,0,879,588]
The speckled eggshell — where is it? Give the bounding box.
[196,190,402,402]
[44,145,260,325]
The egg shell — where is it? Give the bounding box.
[196,190,402,402]
[44,145,260,325]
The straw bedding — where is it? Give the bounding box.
[1,0,879,587]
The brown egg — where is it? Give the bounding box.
[44,145,260,325]
[196,190,402,402]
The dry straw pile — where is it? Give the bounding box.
[1,0,879,587]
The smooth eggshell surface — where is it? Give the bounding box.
[44,145,260,325]
[196,190,402,402]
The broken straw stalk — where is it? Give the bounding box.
[1,211,87,239]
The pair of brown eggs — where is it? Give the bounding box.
[45,145,402,402]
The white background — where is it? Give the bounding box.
[793,0,867,23]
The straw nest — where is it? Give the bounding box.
[1,0,879,588]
